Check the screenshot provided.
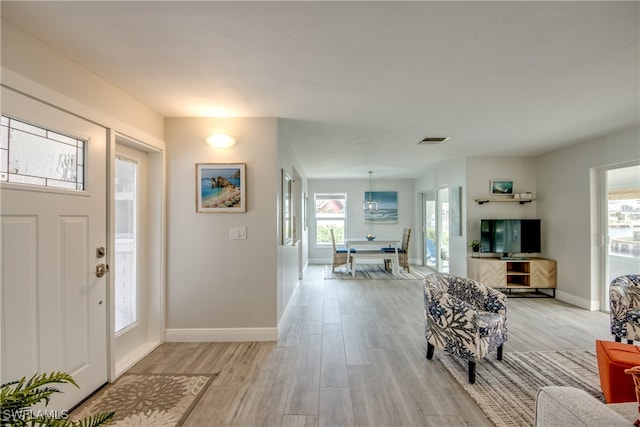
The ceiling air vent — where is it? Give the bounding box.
[418,137,450,145]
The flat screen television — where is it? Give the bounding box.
[480,219,541,258]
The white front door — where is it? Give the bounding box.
[1,87,108,410]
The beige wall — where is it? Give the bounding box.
[537,124,640,309]
[1,19,164,142]
[164,117,280,338]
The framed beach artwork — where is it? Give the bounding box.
[490,179,514,196]
[281,169,292,244]
[196,163,246,213]
[365,191,398,224]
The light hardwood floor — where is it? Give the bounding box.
[127,265,612,426]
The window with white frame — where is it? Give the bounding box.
[314,192,347,245]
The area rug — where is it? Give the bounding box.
[71,373,215,427]
[438,350,603,427]
[324,264,424,280]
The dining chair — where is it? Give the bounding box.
[330,228,355,272]
[382,227,411,272]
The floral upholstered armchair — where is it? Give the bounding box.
[423,274,507,383]
[610,274,640,344]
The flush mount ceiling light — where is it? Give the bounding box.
[417,137,450,145]
[362,171,378,211]
[206,133,236,148]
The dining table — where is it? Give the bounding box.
[345,238,400,276]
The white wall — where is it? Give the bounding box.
[307,178,417,264]
[164,117,280,340]
[536,124,640,309]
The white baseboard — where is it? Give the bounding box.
[555,289,596,310]
[115,340,161,378]
[165,328,278,342]
[278,282,300,340]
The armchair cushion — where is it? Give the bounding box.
[476,311,505,339]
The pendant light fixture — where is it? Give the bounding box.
[362,171,378,211]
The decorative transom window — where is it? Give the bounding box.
[0,115,86,190]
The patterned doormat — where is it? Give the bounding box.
[438,350,604,427]
[324,264,424,280]
[71,373,215,426]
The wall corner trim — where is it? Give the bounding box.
[165,328,278,342]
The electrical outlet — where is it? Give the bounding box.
[229,227,247,240]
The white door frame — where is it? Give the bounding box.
[109,132,165,379]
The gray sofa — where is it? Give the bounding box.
[535,386,637,426]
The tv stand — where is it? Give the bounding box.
[467,257,556,297]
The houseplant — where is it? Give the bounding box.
[1,371,114,426]
[469,240,481,252]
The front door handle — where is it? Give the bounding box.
[96,263,110,278]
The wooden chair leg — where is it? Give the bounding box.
[615,336,622,342]
[628,339,634,345]
[468,361,477,384]
[497,344,503,361]
[426,343,434,360]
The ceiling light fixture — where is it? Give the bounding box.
[206,133,237,148]
[362,171,378,211]
[418,137,450,145]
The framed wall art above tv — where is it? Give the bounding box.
[490,179,514,196]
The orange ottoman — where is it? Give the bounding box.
[595,339,640,403]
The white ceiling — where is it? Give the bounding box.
[2,1,638,179]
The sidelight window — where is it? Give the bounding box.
[115,156,138,333]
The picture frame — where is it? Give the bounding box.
[364,191,398,224]
[196,163,246,213]
[450,186,462,236]
[282,169,292,245]
[490,179,514,196]
[303,192,309,231]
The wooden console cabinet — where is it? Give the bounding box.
[467,257,557,296]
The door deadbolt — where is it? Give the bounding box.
[96,247,106,258]
[96,263,110,278]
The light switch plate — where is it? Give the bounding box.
[230,227,247,240]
